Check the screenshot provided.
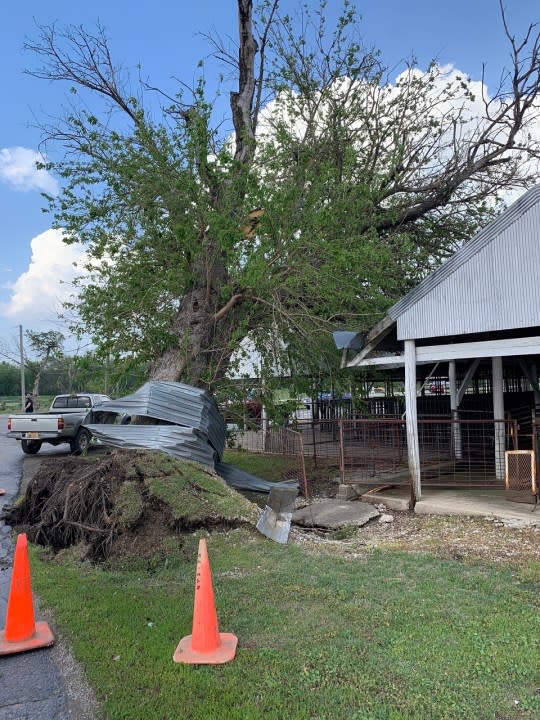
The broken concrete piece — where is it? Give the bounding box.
[378,514,394,523]
[335,484,362,500]
[292,499,379,529]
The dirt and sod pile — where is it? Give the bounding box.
[1,449,259,563]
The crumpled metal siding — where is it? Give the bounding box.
[89,380,226,458]
[84,424,217,466]
[84,380,296,495]
[215,462,298,493]
[389,184,540,340]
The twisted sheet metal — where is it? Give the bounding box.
[84,424,218,466]
[85,381,300,495]
[215,462,298,492]
[89,380,226,458]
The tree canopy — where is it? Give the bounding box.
[27,0,540,391]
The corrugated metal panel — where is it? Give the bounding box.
[215,463,298,492]
[85,381,289,495]
[85,424,218,466]
[389,185,540,340]
[91,380,226,458]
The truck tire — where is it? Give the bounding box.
[70,428,92,455]
[21,439,42,455]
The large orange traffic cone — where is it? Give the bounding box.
[173,538,237,664]
[0,533,54,655]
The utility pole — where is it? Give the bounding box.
[19,324,25,411]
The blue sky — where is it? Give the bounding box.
[1,0,539,359]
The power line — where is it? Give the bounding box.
[0,349,21,365]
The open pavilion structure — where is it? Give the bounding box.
[342,185,540,504]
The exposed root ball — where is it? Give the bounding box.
[1,449,257,562]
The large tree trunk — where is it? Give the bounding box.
[148,287,218,386]
[149,0,259,388]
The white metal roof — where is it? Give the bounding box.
[389,184,540,340]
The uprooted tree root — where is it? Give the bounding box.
[1,449,259,562]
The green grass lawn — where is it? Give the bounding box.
[30,530,540,720]
[223,447,294,481]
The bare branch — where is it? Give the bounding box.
[230,0,259,163]
[24,22,141,125]
[212,293,244,322]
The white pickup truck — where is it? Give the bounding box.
[7,393,111,455]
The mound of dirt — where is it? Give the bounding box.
[1,449,259,562]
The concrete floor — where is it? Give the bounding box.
[358,485,540,526]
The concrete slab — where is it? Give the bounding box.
[415,489,539,525]
[293,499,379,529]
[361,489,410,512]
[358,485,539,526]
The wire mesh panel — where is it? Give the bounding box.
[339,417,518,487]
[263,427,308,498]
[504,450,538,504]
[339,418,405,484]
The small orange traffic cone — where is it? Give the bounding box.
[173,538,237,664]
[0,533,54,655]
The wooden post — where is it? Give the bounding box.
[448,360,462,460]
[404,340,421,503]
[492,356,505,481]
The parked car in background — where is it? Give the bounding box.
[7,393,110,455]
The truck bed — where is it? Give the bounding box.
[8,413,66,434]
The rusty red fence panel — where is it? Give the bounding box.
[227,425,308,497]
[339,417,519,487]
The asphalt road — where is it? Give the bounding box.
[0,418,85,720]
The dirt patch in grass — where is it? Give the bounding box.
[290,510,540,572]
[1,449,259,563]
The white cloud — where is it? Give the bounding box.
[256,63,540,204]
[0,228,86,327]
[0,147,59,195]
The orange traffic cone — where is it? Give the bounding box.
[173,538,237,664]
[0,533,54,655]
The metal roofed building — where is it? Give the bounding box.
[342,184,540,503]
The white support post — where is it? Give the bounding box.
[404,340,421,502]
[492,356,505,481]
[448,360,462,460]
[261,403,268,450]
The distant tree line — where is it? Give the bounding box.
[0,355,146,400]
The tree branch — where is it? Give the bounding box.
[212,293,244,322]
